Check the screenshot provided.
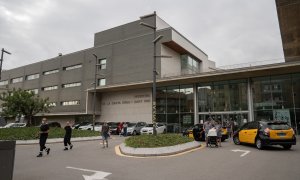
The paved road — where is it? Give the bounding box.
[14,136,300,180]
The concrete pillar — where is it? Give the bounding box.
[247,78,254,122]
[193,84,198,124]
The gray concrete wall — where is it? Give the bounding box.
[100,88,152,123]
[160,45,181,78]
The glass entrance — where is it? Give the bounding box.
[199,112,249,131]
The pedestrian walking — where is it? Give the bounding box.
[63,121,73,150]
[203,119,212,147]
[215,120,222,147]
[101,122,110,148]
[37,118,50,157]
[123,122,128,137]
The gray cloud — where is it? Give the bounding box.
[0,0,284,70]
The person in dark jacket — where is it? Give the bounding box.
[63,121,73,150]
[37,118,50,157]
[101,122,110,148]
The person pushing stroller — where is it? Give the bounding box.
[207,125,218,147]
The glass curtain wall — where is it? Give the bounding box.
[198,80,247,113]
[198,80,248,128]
[156,85,194,133]
[252,74,299,133]
[292,73,300,134]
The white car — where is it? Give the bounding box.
[140,123,166,135]
[0,123,27,128]
[78,122,103,131]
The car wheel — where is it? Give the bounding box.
[256,138,263,150]
[282,145,292,150]
[233,136,240,145]
[132,130,137,136]
[163,129,166,134]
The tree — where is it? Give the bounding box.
[0,88,51,126]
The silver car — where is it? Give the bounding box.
[126,122,147,136]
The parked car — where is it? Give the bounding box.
[48,122,61,128]
[0,123,27,128]
[126,122,147,135]
[108,122,119,135]
[78,122,103,131]
[72,121,90,129]
[140,123,166,135]
[233,121,296,149]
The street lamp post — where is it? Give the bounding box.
[92,54,98,131]
[140,11,164,136]
[0,48,11,80]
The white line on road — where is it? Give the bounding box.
[231,149,251,157]
[66,166,111,180]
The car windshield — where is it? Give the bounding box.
[267,123,290,130]
[108,122,118,127]
[80,122,90,126]
[145,124,153,127]
[95,122,103,126]
[4,123,14,127]
[128,123,136,127]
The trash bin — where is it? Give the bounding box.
[0,141,16,180]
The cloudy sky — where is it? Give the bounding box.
[0,0,284,70]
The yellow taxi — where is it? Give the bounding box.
[233,121,296,149]
[221,127,229,142]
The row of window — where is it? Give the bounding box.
[48,100,80,107]
[0,63,86,85]
[24,79,105,94]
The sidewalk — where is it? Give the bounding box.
[16,136,101,145]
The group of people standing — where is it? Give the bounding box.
[203,119,223,147]
[117,122,128,136]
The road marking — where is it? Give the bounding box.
[231,149,251,157]
[115,144,205,158]
[66,166,111,180]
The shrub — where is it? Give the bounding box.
[125,134,193,148]
[0,127,99,140]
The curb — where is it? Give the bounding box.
[16,136,101,145]
[119,141,202,157]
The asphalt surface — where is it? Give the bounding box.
[14,136,300,180]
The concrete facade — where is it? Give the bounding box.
[0,14,212,125]
[276,0,300,61]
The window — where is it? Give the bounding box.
[0,80,8,86]
[63,64,82,71]
[61,100,80,106]
[43,69,59,75]
[181,55,200,74]
[27,89,39,95]
[62,82,81,88]
[26,73,39,80]
[42,85,58,91]
[98,59,107,70]
[97,78,106,86]
[11,77,23,83]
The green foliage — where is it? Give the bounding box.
[125,134,193,148]
[0,88,51,125]
[0,127,100,140]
